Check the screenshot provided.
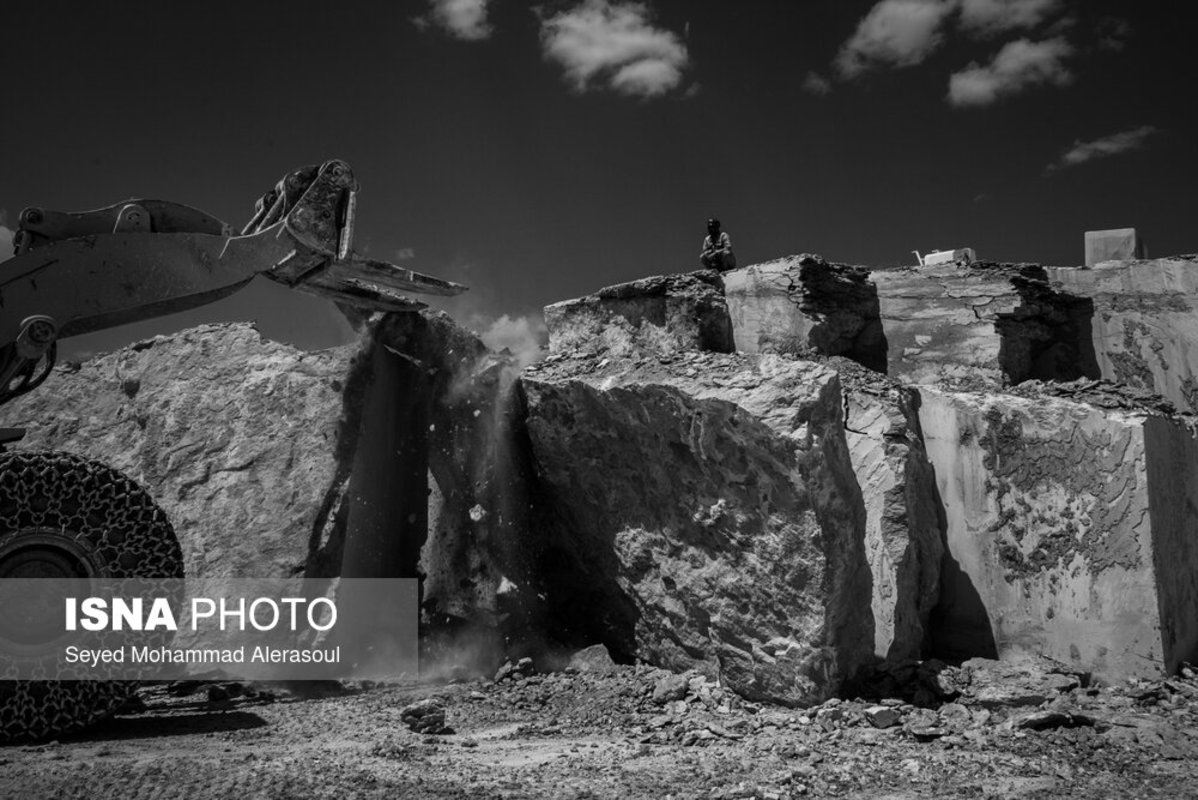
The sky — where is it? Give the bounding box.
[1,1,1193,359]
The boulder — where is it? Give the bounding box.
[522,350,873,706]
[543,271,733,358]
[918,380,1198,680]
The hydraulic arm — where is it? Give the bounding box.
[0,159,465,406]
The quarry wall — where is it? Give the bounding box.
[6,248,1198,692]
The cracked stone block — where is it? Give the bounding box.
[544,270,734,359]
[1084,228,1145,266]
[837,360,943,661]
[918,383,1198,681]
[522,351,873,706]
[723,255,887,372]
[1048,256,1198,413]
[874,263,1098,386]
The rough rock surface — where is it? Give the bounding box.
[543,270,733,358]
[1,323,356,579]
[1049,256,1198,412]
[872,262,1097,386]
[834,358,943,661]
[522,350,873,705]
[723,254,886,372]
[917,382,1198,680]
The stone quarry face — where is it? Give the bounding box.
[523,351,873,705]
[542,255,1198,684]
[9,245,1198,692]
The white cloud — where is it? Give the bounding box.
[1050,125,1159,171]
[477,314,547,368]
[802,71,832,95]
[538,0,690,97]
[835,0,957,78]
[1096,17,1131,51]
[422,0,493,41]
[947,37,1073,106]
[957,0,1063,36]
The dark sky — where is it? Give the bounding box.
[1,1,1193,359]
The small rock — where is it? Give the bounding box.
[567,644,617,675]
[400,698,450,735]
[652,673,690,705]
[864,706,901,729]
[1014,709,1098,731]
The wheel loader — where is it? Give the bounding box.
[0,159,465,742]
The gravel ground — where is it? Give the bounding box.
[3,656,1198,799]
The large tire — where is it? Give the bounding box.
[0,451,184,744]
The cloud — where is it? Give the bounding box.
[1096,16,1131,51]
[420,0,493,41]
[947,37,1073,106]
[802,71,832,95]
[1049,125,1159,171]
[476,314,547,368]
[957,0,1063,36]
[834,0,956,78]
[538,0,690,97]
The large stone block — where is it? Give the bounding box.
[2,323,357,579]
[1049,256,1198,413]
[522,352,873,705]
[723,255,886,372]
[544,271,733,358]
[873,263,1097,386]
[1084,228,1144,266]
[917,381,1198,680]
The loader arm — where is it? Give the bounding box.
[0,159,466,407]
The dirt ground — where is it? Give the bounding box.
[3,660,1198,800]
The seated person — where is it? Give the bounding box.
[700,218,736,271]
